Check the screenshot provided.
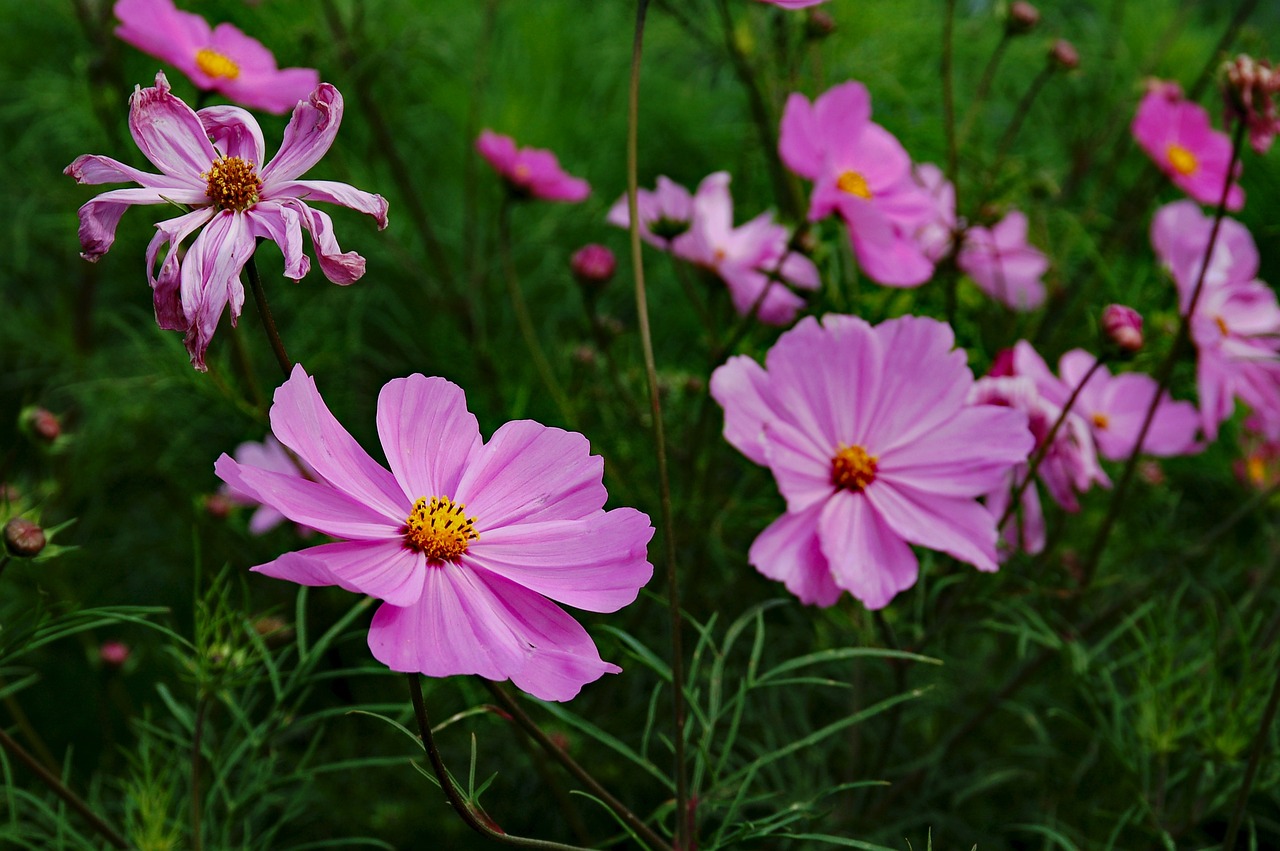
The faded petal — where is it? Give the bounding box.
[129,72,218,180]
[178,209,255,369]
[261,83,344,184]
[266,179,389,229]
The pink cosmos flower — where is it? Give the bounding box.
[215,366,654,701]
[911,163,957,263]
[671,172,820,326]
[606,175,694,247]
[1101,304,1144,353]
[1131,80,1244,210]
[114,0,319,115]
[710,315,1032,609]
[477,130,590,203]
[1151,200,1258,306]
[779,81,936,287]
[957,211,1049,311]
[66,73,388,371]
[968,376,1049,557]
[219,435,318,535]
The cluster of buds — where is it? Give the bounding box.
[1222,54,1280,154]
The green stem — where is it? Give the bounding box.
[627,2,691,847]
[958,31,1012,147]
[245,254,293,380]
[942,0,958,190]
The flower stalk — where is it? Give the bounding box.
[245,254,293,380]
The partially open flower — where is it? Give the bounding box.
[1050,39,1080,71]
[1101,304,1144,353]
[571,244,616,289]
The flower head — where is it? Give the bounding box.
[65,73,388,370]
[570,244,617,289]
[711,315,1032,609]
[219,435,318,536]
[215,366,654,701]
[114,0,319,114]
[1132,80,1244,210]
[477,130,589,203]
[957,211,1049,311]
[606,176,694,246]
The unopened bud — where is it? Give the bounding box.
[4,517,46,559]
[1050,39,1079,71]
[26,408,61,443]
[571,244,616,288]
[805,10,836,40]
[204,493,232,519]
[1101,304,1143,353]
[1007,1,1040,34]
[99,641,131,669]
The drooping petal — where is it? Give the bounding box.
[64,154,197,190]
[264,179,389,229]
[74,186,207,261]
[129,72,218,180]
[286,201,367,284]
[260,83,344,184]
[256,539,425,607]
[866,482,1000,572]
[748,502,843,607]
[178,209,256,369]
[146,207,216,329]
[375,374,482,502]
[244,201,310,280]
[818,491,919,610]
[198,105,266,165]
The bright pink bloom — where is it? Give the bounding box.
[114,0,319,114]
[957,211,1049,310]
[219,435,318,535]
[570,244,616,287]
[672,172,820,326]
[779,81,935,286]
[1131,80,1244,210]
[710,315,1032,609]
[476,130,589,203]
[66,73,388,371]
[215,366,654,701]
[606,176,694,247]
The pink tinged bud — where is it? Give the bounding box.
[1007,1,1040,34]
[4,518,45,559]
[1139,460,1166,486]
[1050,39,1079,70]
[1102,304,1144,352]
[26,408,61,443]
[805,10,837,39]
[570,244,617,288]
[98,641,131,669]
[204,493,233,519]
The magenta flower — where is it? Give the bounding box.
[220,435,318,536]
[779,81,935,287]
[1131,80,1244,210]
[957,211,1049,311]
[710,315,1032,609]
[570,244,616,287]
[114,0,319,115]
[477,130,589,203]
[606,175,694,246]
[66,73,388,371]
[215,366,654,701]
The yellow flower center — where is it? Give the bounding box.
[1166,143,1198,176]
[1215,315,1231,337]
[836,170,872,199]
[1091,412,1110,430]
[1247,455,1267,486]
[202,156,262,212]
[195,48,240,80]
[403,496,479,562]
[831,444,878,492]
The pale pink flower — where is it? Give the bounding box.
[219,435,318,535]
[606,176,694,247]
[710,315,1032,609]
[66,73,388,370]
[911,163,957,263]
[114,0,319,114]
[957,211,1049,311]
[779,81,935,286]
[1131,80,1244,210]
[215,366,654,701]
[476,130,589,203]
[968,376,1049,557]
[672,172,820,326]
[1151,200,1258,307]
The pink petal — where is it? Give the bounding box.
[778,92,822,180]
[73,186,207,261]
[129,72,217,180]
[818,491,919,610]
[719,265,806,326]
[257,539,425,607]
[710,354,779,467]
[748,503,843,607]
[146,207,215,329]
[64,154,197,190]
[260,84,343,184]
[843,201,934,287]
[269,365,409,518]
[286,201,367,284]
[245,202,310,280]
[224,67,322,115]
[865,315,973,450]
[878,405,1032,495]
[763,417,837,513]
[813,81,873,156]
[114,0,207,68]
[198,105,266,165]
[265,179,389,229]
[866,482,1000,572]
[375,374,482,502]
[465,509,654,612]
[178,209,254,369]
[476,130,518,173]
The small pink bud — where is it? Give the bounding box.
[4,517,45,559]
[805,10,836,39]
[1101,304,1143,353]
[1007,1,1040,34]
[204,493,233,520]
[570,244,616,288]
[99,641,131,669]
[1050,39,1079,71]
[1138,460,1166,486]
[27,408,61,443]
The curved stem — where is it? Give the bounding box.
[245,254,293,380]
[990,61,1055,179]
[626,2,690,847]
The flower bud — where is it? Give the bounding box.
[1006,1,1040,35]
[1101,304,1143,353]
[1050,39,1079,71]
[99,641,131,669]
[805,10,837,40]
[25,408,61,443]
[570,244,616,289]
[204,493,232,519]
[4,517,46,559]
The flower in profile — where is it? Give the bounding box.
[215,366,654,701]
[710,315,1032,609]
[219,435,317,535]
[1131,80,1244,210]
[477,130,589,202]
[968,375,1050,557]
[66,73,388,371]
[779,81,935,286]
[606,175,694,246]
[957,211,1049,311]
[113,0,319,114]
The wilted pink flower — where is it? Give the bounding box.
[1223,55,1280,154]
[114,0,319,114]
[910,163,957,263]
[957,211,1049,310]
[66,73,388,371]
[1132,80,1244,210]
[710,315,1032,609]
[672,172,820,326]
[779,81,935,286]
[477,130,589,203]
[219,435,317,535]
[1101,304,1144,353]
[570,244,616,288]
[215,366,654,701]
[606,176,694,246]
[99,641,132,669]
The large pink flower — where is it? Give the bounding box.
[114,0,319,115]
[215,366,654,702]
[477,130,590,203]
[1131,80,1244,210]
[66,73,388,371]
[957,211,1049,311]
[710,315,1032,609]
[779,81,935,287]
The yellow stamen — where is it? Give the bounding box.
[202,156,262,212]
[1166,143,1198,176]
[1247,455,1267,486]
[836,170,872,199]
[403,496,479,562]
[195,48,240,80]
[831,444,878,492]
[1091,412,1110,430]
[1215,315,1231,337]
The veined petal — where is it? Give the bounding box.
[285,200,367,284]
[64,154,199,190]
[878,405,1032,495]
[710,354,781,467]
[178,209,254,370]
[245,202,310,280]
[258,539,425,607]
[748,502,843,607]
[198,105,266,165]
[74,187,207,260]
[818,491,918,610]
[763,417,836,513]
[261,83,344,184]
[375,374,482,502]
[866,482,1000,572]
[146,207,215,330]
[129,72,218,180]
[265,179,389,229]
